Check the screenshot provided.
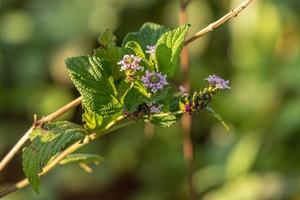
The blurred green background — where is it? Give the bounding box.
[0,0,300,199]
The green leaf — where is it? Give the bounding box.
[205,106,229,130]
[94,30,123,79]
[155,24,190,76]
[82,109,103,131]
[97,29,117,48]
[124,87,144,112]
[22,121,86,193]
[122,22,169,50]
[141,87,171,104]
[149,113,182,127]
[82,105,123,133]
[59,153,104,166]
[133,81,148,96]
[65,55,123,117]
[125,41,146,60]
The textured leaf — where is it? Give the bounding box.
[205,106,229,130]
[82,109,103,131]
[59,153,104,166]
[94,30,123,79]
[97,29,117,48]
[82,105,122,133]
[125,41,146,60]
[65,55,123,117]
[155,24,190,76]
[149,113,182,127]
[122,22,169,50]
[22,121,86,193]
[141,87,171,104]
[124,87,144,113]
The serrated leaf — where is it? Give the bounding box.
[155,24,190,76]
[65,55,123,117]
[97,29,117,48]
[122,22,169,50]
[149,113,182,127]
[125,41,146,60]
[94,30,124,79]
[59,154,104,166]
[124,87,144,113]
[22,121,86,193]
[205,106,229,130]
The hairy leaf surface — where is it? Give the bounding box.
[22,121,87,193]
[156,24,190,76]
[123,22,169,50]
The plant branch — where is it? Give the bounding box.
[0,0,254,195]
[0,115,128,198]
[0,0,253,173]
[184,0,254,46]
[179,0,195,199]
[0,97,83,172]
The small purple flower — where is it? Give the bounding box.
[118,55,143,71]
[141,70,169,93]
[205,74,230,90]
[145,45,156,55]
[147,103,163,114]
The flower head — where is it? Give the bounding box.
[141,70,169,93]
[205,74,230,90]
[145,45,156,55]
[118,55,143,71]
[147,103,163,114]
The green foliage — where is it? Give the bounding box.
[59,153,104,166]
[141,86,171,104]
[94,29,123,79]
[122,22,169,50]
[82,108,103,131]
[125,41,146,60]
[155,24,190,76]
[22,121,87,193]
[149,113,182,128]
[65,56,124,119]
[124,87,144,113]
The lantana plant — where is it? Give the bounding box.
[21,23,231,193]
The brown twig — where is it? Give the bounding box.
[179,0,195,199]
[0,96,83,172]
[184,0,253,46]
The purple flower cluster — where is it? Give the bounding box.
[141,70,169,93]
[145,45,156,55]
[118,55,143,71]
[147,103,163,114]
[205,74,230,90]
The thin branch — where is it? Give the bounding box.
[0,97,83,172]
[0,115,127,198]
[182,0,192,9]
[184,0,254,46]
[179,0,195,199]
